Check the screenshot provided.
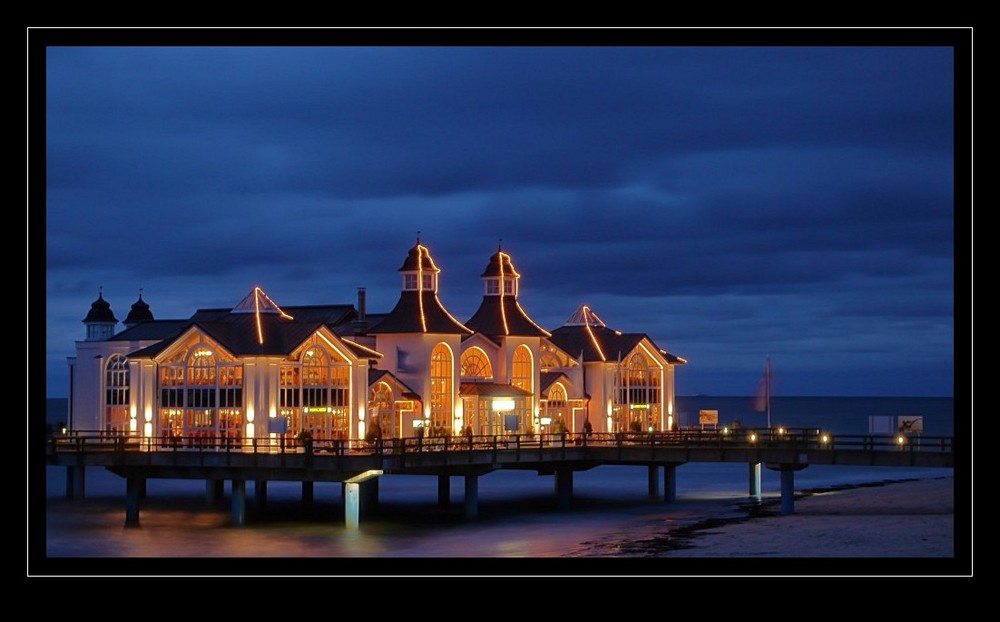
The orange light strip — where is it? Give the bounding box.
[254,287,264,345]
[416,244,428,332]
[498,252,510,335]
[342,337,384,358]
[435,294,474,334]
[317,331,352,363]
[260,288,293,320]
[639,342,664,369]
[582,306,606,361]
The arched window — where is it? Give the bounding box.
[619,351,661,432]
[104,354,130,435]
[512,345,532,392]
[368,381,393,438]
[282,343,350,440]
[460,347,493,379]
[539,352,561,372]
[429,343,453,434]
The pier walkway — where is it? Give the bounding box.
[47,429,954,528]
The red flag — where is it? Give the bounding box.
[752,356,771,412]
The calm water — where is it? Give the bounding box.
[41,396,955,560]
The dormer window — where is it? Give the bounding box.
[404,274,418,290]
[423,273,434,291]
[503,278,514,295]
[486,279,500,295]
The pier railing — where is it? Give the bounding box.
[48,428,953,457]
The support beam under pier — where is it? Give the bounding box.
[302,481,314,506]
[124,476,142,528]
[663,464,677,503]
[206,479,224,504]
[648,464,660,498]
[438,475,450,508]
[749,462,762,500]
[780,469,795,515]
[66,466,85,500]
[231,479,246,526]
[344,470,383,529]
[465,474,479,520]
[255,480,267,510]
[556,469,573,510]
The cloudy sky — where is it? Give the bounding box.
[41,35,959,398]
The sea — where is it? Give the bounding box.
[38,396,957,567]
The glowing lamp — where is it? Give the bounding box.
[896,435,906,445]
[820,434,830,444]
[492,399,516,412]
[722,427,729,435]
[540,417,552,425]
[748,432,757,443]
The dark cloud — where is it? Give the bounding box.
[42,41,957,397]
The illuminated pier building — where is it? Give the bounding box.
[67,242,685,443]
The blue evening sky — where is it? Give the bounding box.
[40,34,960,397]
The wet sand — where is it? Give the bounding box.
[667,476,954,557]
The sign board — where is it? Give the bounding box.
[898,415,924,434]
[268,417,289,434]
[504,414,520,432]
[868,415,894,435]
[699,409,719,425]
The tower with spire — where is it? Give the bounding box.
[123,290,154,329]
[82,288,118,341]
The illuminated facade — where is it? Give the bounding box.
[67,242,685,442]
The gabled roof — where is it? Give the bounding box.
[371,291,472,334]
[458,382,533,397]
[368,369,421,400]
[539,371,572,395]
[464,296,550,338]
[110,320,188,342]
[547,324,684,364]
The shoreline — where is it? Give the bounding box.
[658,476,954,557]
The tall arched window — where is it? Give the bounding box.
[429,343,453,434]
[282,344,350,440]
[544,382,567,432]
[104,354,130,435]
[620,352,661,431]
[368,381,394,438]
[512,345,532,392]
[460,347,493,379]
[158,337,242,446]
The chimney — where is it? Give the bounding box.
[352,287,368,335]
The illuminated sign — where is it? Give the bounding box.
[492,399,516,411]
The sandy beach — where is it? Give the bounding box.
[669,476,955,557]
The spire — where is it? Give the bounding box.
[564,304,606,327]
[82,289,118,341]
[124,289,154,327]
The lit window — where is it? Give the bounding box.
[422,273,434,291]
[104,354,130,436]
[430,343,453,433]
[404,274,417,290]
[486,279,499,295]
[461,347,493,379]
[503,278,514,295]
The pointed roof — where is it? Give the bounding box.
[480,249,519,278]
[398,242,441,273]
[371,291,472,334]
[464,249,549,337]
[548,305,684,364]
[465,296,550,337]
[82,291,117,324]
[124,292,154,325]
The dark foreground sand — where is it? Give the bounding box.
[669,476,954,557]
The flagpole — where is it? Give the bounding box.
[766,355,771,429]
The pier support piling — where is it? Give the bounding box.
[206,479,224,504]
[663,464,677,503]
[345,482,360,529]
[255,480,268,510]
[302,481,314,506]
[556,469,573,510]
[749,462,762,500]
[780,468,795,515]
[648,464,660,498]
[124,476,142,528]
[438,475,451,508]
[464,474,479,520]
[66,466,86,499]
[231,479,246,526]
